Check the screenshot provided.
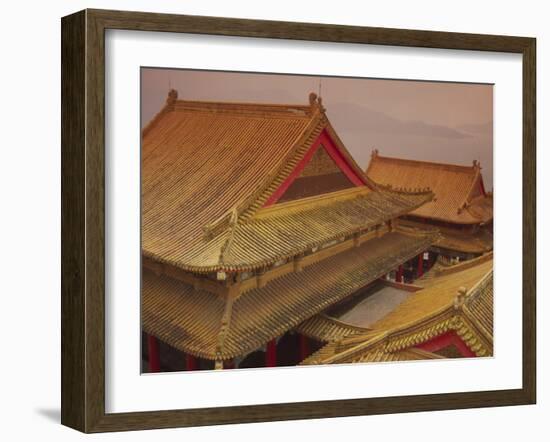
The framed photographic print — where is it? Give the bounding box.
[61,9,536,433]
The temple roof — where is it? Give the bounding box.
[142,230,438,361]
[295,313,370,342]
[366,151,493,225]
[397,219,493,254]
[142,92,433,272]
[147,186,432,273]
[301,253,493,365]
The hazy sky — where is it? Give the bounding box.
[141,68,493,189]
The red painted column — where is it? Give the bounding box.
[266,339,277,367]
[147,335,160,373]
[224,359,235,369]
[186,353,197,371]
[417,254,424,278]
[299,334,310,362]
[396,265,403,283]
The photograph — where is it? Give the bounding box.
[0,0,542,438]
[140,68,494,372]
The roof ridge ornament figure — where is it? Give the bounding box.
[308,91,317,106]
[308,91,326,113]
[454,286,468,310]
[166,88,178,105]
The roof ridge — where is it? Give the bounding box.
[214,295,235,366]
[461,270,494,345]
[141,88,178,138]
[459,163,484,211]
[375,183,434,196]
[322,331,388,364]
[217,208,239,265]
[371,152,479,174]
[174,99,313,115]
[317,313,374,334]
[464,268,493,304]
[171,91,327,118]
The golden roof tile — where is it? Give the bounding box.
[142,230,437,360]
[461,268,493,345]
[213,188,432,272]
[302,257,493,365]
[143,95,433,272]
[372,259,492,330]
[143,93,323,272]
[366,152,493,225]
[399,219,493,254]
[295,313,370,342]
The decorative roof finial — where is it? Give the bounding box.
[454,287,467,309]
[371,148,379,158]
[473,159,481,169]
[166,88,178,105]
[308,91,325,113]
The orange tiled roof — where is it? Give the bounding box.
[142,92,432,272]
[398,219,493,254]
[366,151,493,225]
[302,254,493,365]
[147,187,432,273]
[142,230,437,361]
[295,313,370,342]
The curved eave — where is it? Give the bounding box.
[303,262,493,365]
[143,189,434,274]
[366,156,492,225]
[406,211,493,226]
[143,231,438,360]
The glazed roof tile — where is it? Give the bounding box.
[302,255,493,365]
[366,153,493,225]
[142,230,437,360]
[142,93,432,272]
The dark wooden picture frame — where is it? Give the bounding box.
[61,8,536,433]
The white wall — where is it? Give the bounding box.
[0,0,546,440]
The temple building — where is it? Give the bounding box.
[141,90,439,372]
[366,151,493,261]
[300,253,493,365]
